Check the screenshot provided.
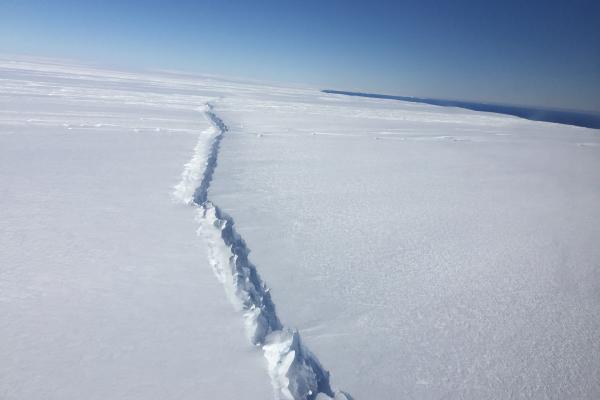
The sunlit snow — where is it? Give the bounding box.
[2,57,599,400]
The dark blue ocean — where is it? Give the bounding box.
[323,90,600,129]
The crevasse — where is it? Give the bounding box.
[174,103,351,400]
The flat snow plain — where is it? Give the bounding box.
[2,57,600,399]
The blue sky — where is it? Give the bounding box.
[1,0,599,112]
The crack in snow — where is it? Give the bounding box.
[174,102,352,400]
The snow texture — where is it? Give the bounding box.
[3,56,600,400]
[0,57,275,400]
[210,91,600,400]
[174,104,348,400]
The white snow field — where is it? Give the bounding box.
[2,57,600,400]
[0,58,274,400]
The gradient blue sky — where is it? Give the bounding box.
[1,0,599,112]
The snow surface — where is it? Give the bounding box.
[172,106,349,399]
[211,93,600,399]
[2,57,600,399]
[0,58,274,399]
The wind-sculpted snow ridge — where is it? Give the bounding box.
[174,103,351,400]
